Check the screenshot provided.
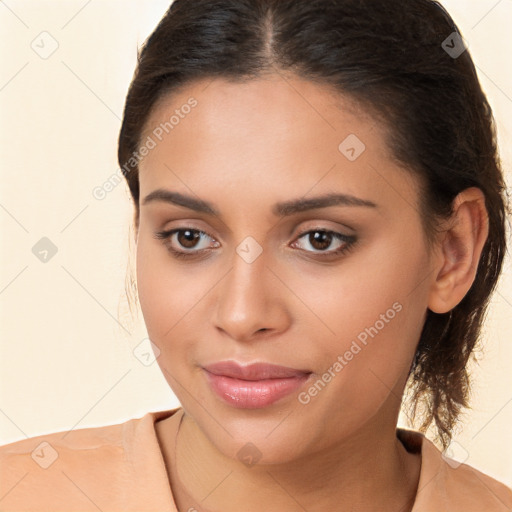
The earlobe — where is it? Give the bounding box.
[427,187,489,314]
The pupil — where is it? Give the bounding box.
[178,230,200,249]
[311,231,332,250]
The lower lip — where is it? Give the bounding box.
[203,370,311,409]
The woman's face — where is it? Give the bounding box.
[136,75,436,463]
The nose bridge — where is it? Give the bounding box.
[214,238,287,339]
[220,242,270,316]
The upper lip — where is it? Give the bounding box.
[203,361,311,380]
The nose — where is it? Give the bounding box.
[213,247,291,343]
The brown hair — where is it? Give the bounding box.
[117,0,510,448]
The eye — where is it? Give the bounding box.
[154,228,219,259]
[291,228,357,258]
[154,227,357,261]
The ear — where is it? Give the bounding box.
[428,187,489,314]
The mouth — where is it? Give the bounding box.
[202,361,312,409]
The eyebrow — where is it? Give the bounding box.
[142,189,378,217]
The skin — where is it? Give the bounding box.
[134,74,489,512]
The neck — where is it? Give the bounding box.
[164,409,421,512]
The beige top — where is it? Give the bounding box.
[1,407,511,511]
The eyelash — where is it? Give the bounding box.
[154,227,357,261]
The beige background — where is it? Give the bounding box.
[1,0,511,487]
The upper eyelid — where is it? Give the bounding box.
[159,216,355,236]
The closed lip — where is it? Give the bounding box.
[202,361,311,381]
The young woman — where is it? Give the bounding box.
[1,0,511,510]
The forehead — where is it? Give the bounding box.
[141,75,378,152]
[137,75,419,221]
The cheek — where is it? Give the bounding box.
[289,235,424,341]
[136,240,163,335]
[135,233,215,344]
[296,295,423,436]
[135,239,203,386]
[136,234,183,338]
[296,234,428,399]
